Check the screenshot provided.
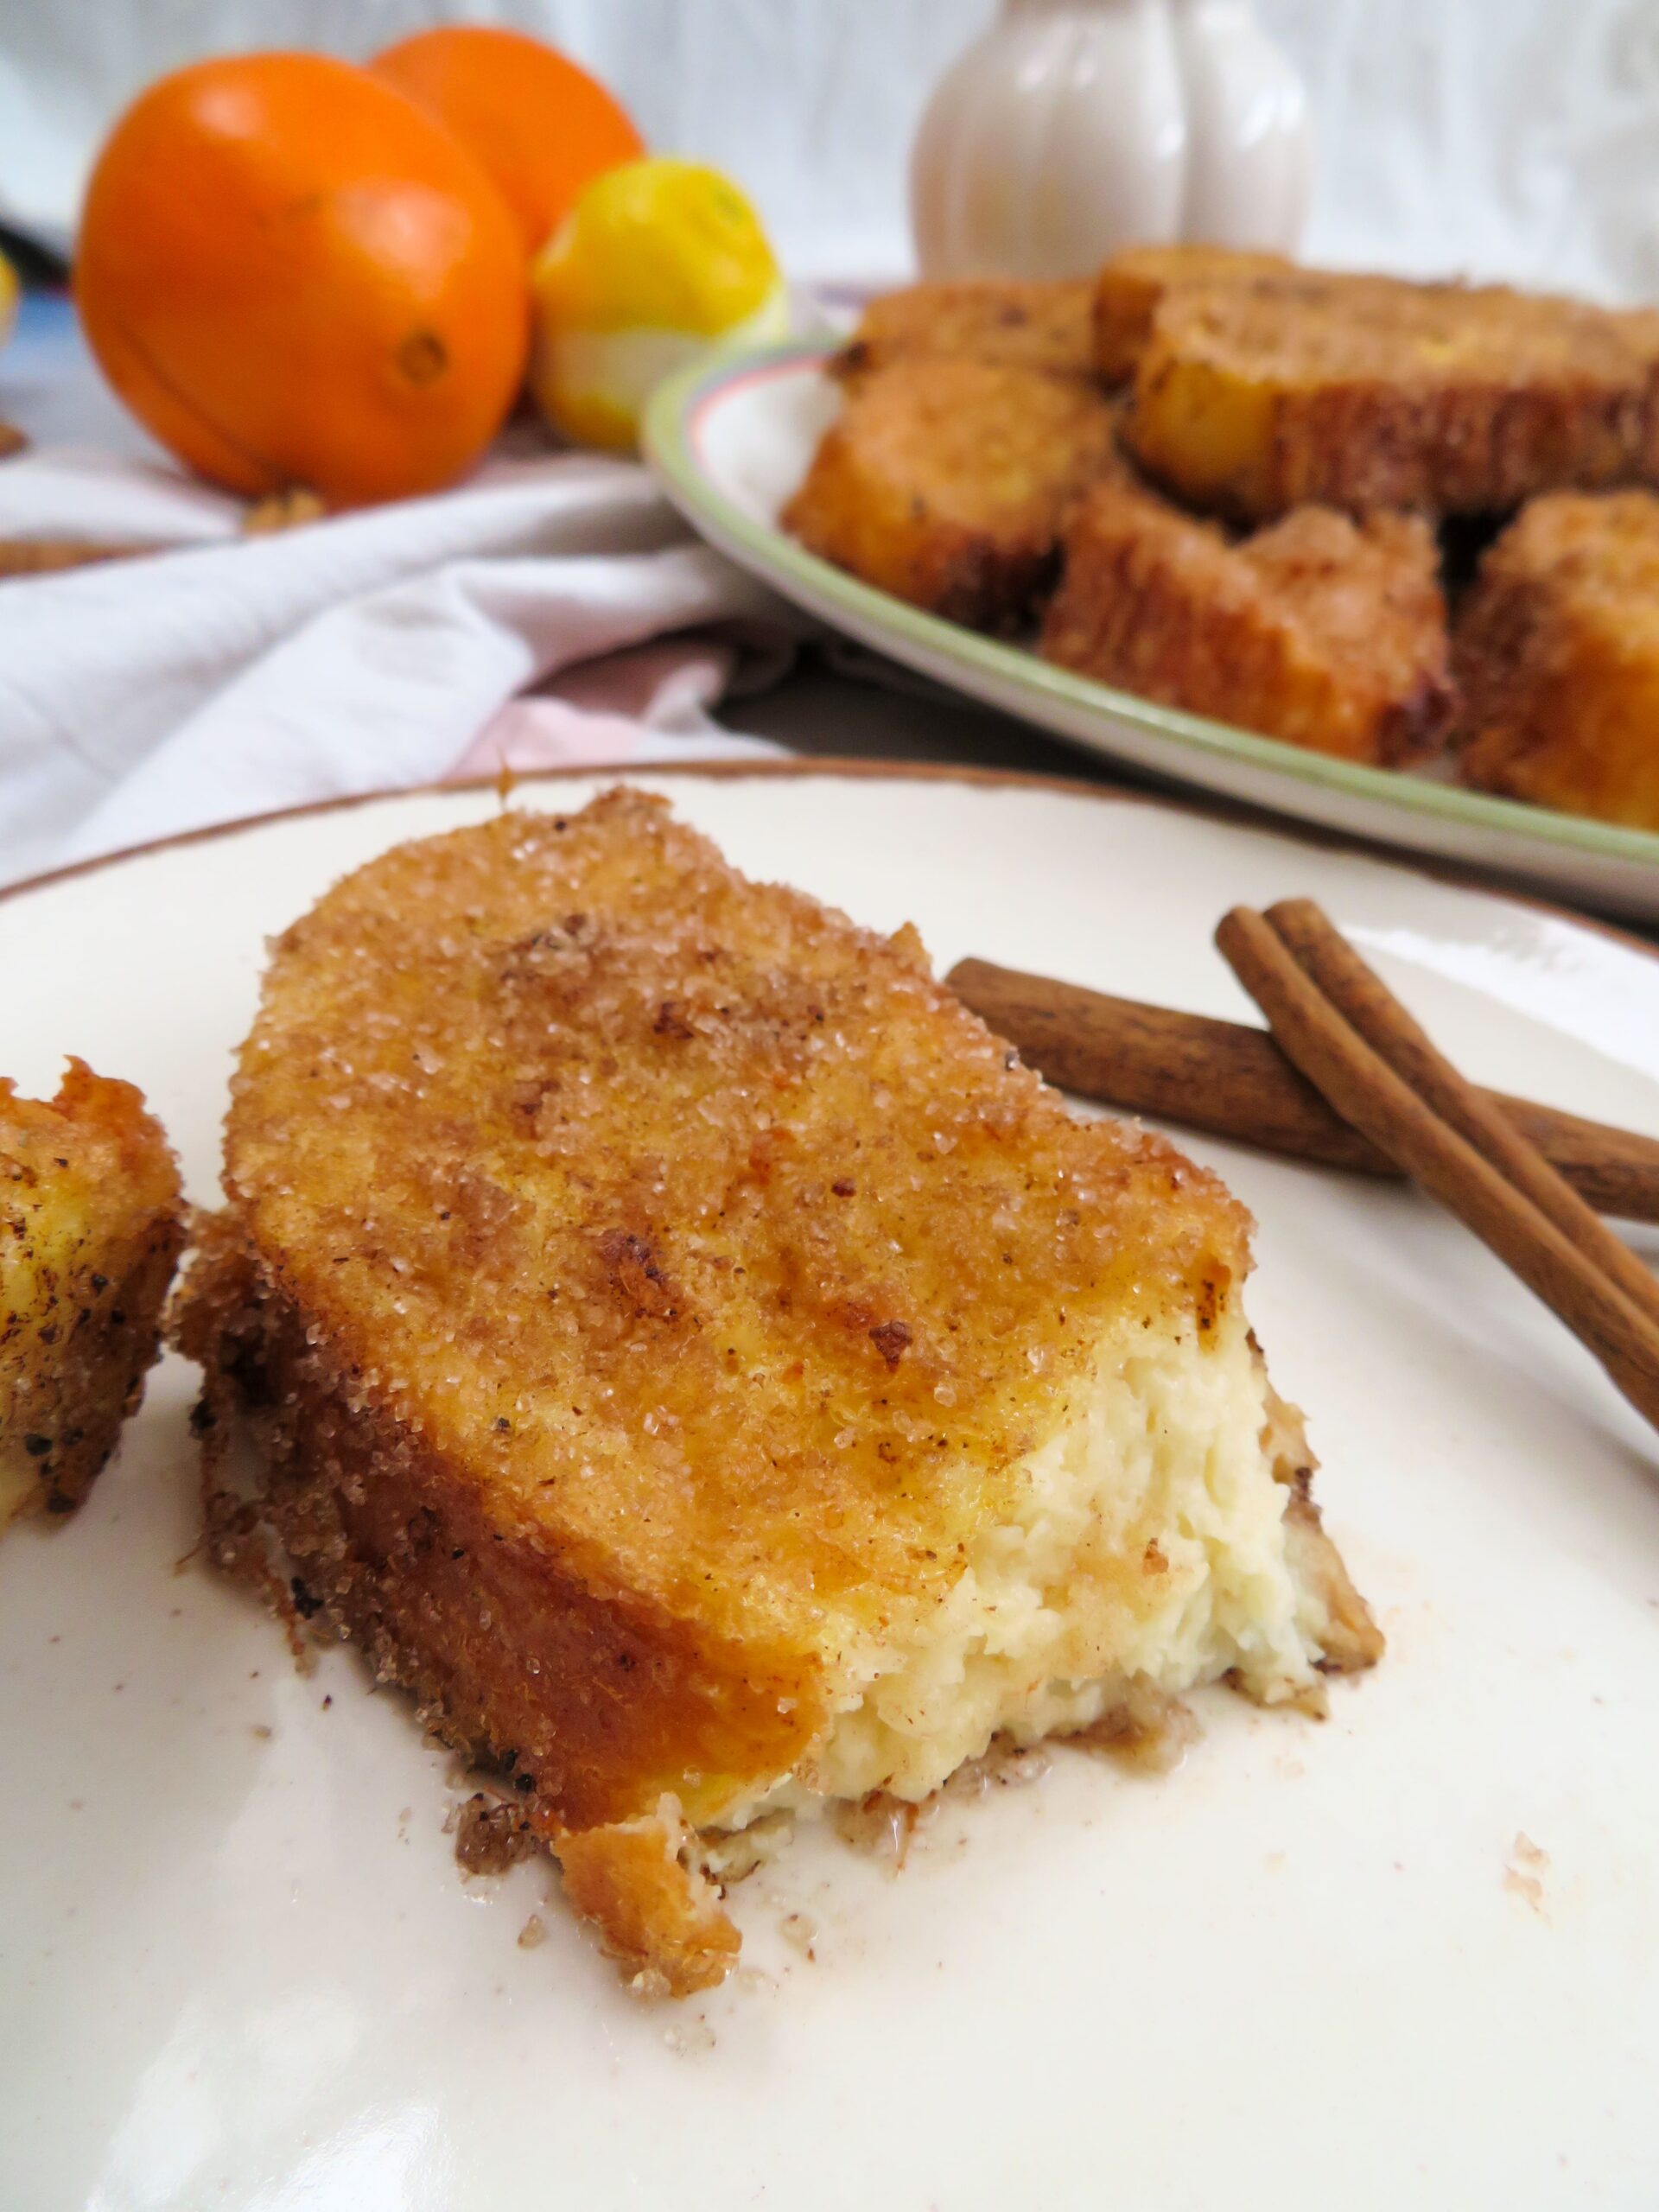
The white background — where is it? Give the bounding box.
[3,0,1659,296]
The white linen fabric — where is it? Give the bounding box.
[0,0,1657,299]
[1,0,1656,886]
[0,453,794,885]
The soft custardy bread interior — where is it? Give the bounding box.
[176,789,1379,1993]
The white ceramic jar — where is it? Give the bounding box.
[911,0,1313,281]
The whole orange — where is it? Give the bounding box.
[372,26,643,258]
[75,52,531,505]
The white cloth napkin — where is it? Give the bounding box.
[0,447,799,887]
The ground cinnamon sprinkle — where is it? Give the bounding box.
[454,1791,540,1876]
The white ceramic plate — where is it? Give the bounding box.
[645,346,1659,922]
[4,766,1659,2212]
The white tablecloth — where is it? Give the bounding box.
[0,423,799,887]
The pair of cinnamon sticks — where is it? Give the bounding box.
[950,956,1659,1223]
[950,906,1659,1434]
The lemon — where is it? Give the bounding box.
[0,248,17,348]
[531,156,786,451]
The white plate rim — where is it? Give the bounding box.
[10,757,1653,976]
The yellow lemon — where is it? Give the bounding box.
[531,156,786,450]
[0,248,17,347]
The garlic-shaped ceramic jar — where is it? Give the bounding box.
[911,0,1313,281]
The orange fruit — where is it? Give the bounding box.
[372,26,644,258]
[75,52,531,506]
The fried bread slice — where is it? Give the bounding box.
[782,358,1122,629]
[1125,275,1659,521]
[1093,243,1295,383]
[1040,479,1454,763]
[177,789,1378,1992]
[834,278,1096,382]
[1,1061,183,1530]
[1454,490,1659,828]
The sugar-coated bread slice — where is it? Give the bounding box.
[782,357,1123,629]
[1041,478,1454,764]
[1125,274,1659,521]
[1,1060,183,1529]
[1455,489,1659,830]
[1092,243,1296,384]
[177,789,1379,1990]
[836,278,1096,383]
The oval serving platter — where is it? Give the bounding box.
[645,345,1659,922]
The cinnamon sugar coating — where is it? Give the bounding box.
[1041,481,1455,765]
[1126,276,1659,521]
[1454,489,1659,829]
[783,358,1122,628]
[1,1060,182,1529]
[223,791,1249,1676]
[1092,245,1295,384]
[835,278,1096,383]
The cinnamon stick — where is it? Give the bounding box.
[1264,898,1659,1328]
[945,957,1659,1224]
[1216,906,1659,1434]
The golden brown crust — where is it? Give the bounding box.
[216,791,1255,1660]
[1093,245,1295,384]
[1454,490,1659,830]
[1039,479,1454,764]
[836,279,1096,383]
[1281,1489,1385,1674]
[179,1229,818,1993]
[176,1214,826,1836]
[783,359,1123,628]
[556,1805,741,1997]
[1259,1373,1383,1675]
[1,1060,182,1528]
[1125,276,1659,521]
